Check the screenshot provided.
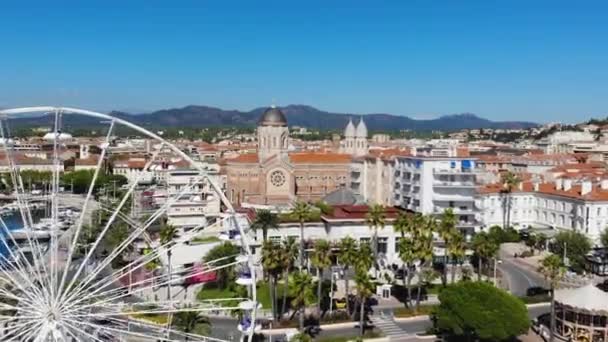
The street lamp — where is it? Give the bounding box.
[493,258,503,287]
[329,268,340,315]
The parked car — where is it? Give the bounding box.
[526,286,550,297]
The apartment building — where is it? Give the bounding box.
[393,155,479,240]
[165,169,222,228]
[477,178,608,243]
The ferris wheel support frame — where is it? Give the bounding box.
[0,106,258,342]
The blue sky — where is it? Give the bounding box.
[1,1,607,122]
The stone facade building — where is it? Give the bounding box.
[224,107,353,206]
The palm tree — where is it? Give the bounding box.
[365,204,386,276]
[338,236,358,314]
[356,242,375,274]
[393,213,412,287]
[289,271,314,332]
[538,254,565,342]
[171,308,211,341]
[160,222,179,303]
[500,171,521,229]
[354,268,374,337]
[397,236,416,307]
[310,239,332,316]
[437,208,457,286]
[261,240,283,320]
[414,216,435,309]
[291,202,312,270]
[280,237,298,318]
[446,230,465,283]
[251,209,278,242]
[471,232,499,281]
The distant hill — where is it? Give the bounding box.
[6,105,537,131]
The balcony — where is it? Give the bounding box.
[433,181,476,188]
[434,206,476,215]
[433,168,477,175]
[433,193,475,202]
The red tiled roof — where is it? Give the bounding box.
[478,181,608,201]
[226,153,259,164]
[75,156,99,166]
[289,152,352,164]
[322,205,402,221]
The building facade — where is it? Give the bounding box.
[477,179,608,243]
[224,107,352,206]
[393,155,479,240]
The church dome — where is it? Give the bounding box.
[355,118,368,138]
[344,118,356,138]
[258,106,287,127]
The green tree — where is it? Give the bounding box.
[446,230,465,284]
[251,209,278,242]
[365,204,386,276]
[203,242,240,290]
[487,225,520,244]
[289,271,314,332]
[354,269,374,337]
[397,236,416,307]
[471,232,498,281]
[437,209,457,286]
[538,254,565,342]
[280,237,298,318]
[160,222,179,304]
[500,171,521,229]
[338,236,358,314]
[553,230,591,273]
[261,240,282,320]
[434,281,529,341]
[536,233,548,252]
[525,234,538,255]
[310,239,332,316]
[414,216,435,309]
[290,333,313,342]
[601,227,608,248]
[171,308,211,341]
[356,242,375,274]
[291,202,312,270]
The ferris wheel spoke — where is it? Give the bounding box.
[56,120,115,308]
[63,316,172,342]
[0,107,258,342]
[0,232,45,304]
[73,250,240,305]
[59,319,107,342]
[0,119,52,301]
[2,320,43,342]
[65,258,242,315]
[65,177,203,304]
[60,146,164,305]
[0,214,44,298]
[49,108,63,304]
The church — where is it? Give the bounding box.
[224,106,367,206]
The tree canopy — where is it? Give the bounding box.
[434,281,529,341]
[552,230,591,273]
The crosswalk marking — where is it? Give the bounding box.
[369,315,413,341]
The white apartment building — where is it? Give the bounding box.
[536,131,595,154]
[477,178,608,244]
[166,169,221,228]
[393,155,479,240]
[350,154,396,206]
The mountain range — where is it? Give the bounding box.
[8,105,537,131]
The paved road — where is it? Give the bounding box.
[498,246,547,296]
[254,304,551,341]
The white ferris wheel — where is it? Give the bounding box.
[0,107,258,342]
